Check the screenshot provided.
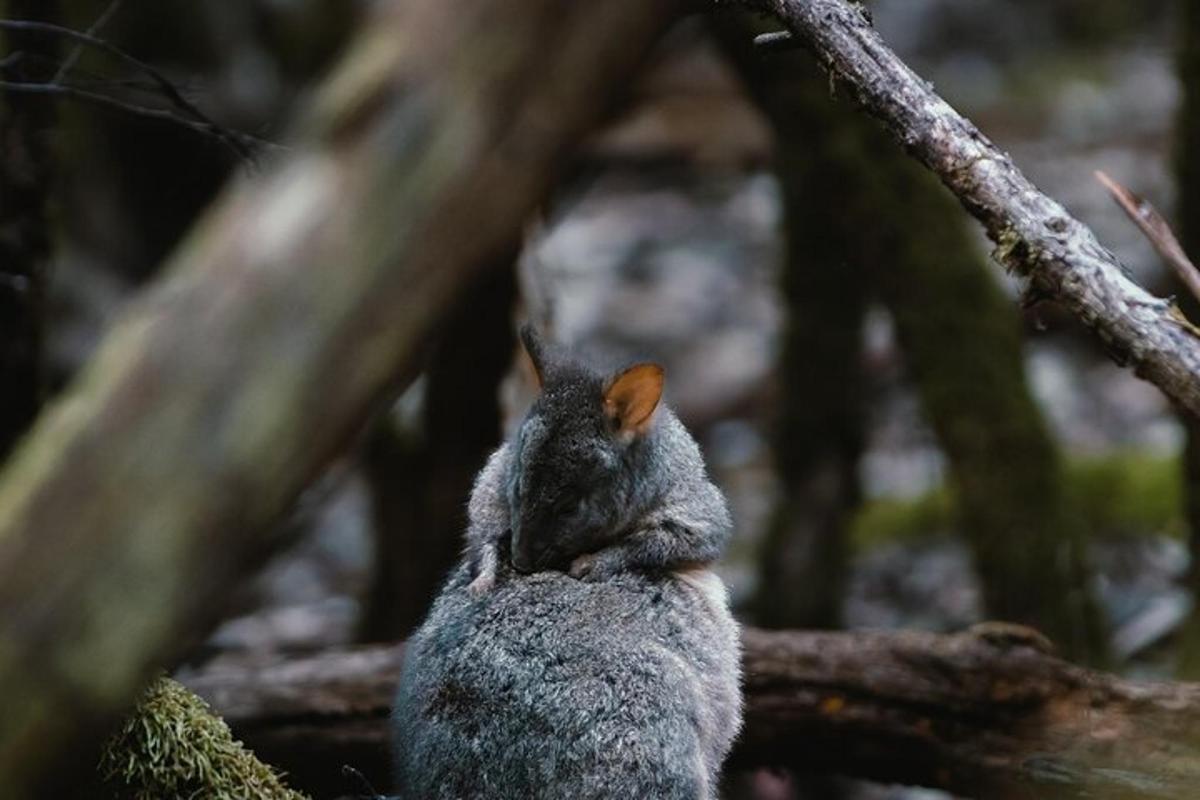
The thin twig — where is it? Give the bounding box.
[51,0,123,84]
[0,79,269,158]
[1095,170,1200,307]
[0,18,257,161]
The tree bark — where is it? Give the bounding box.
[723,0,1200,417]
[182,624,1200,799]
[0,0,677,796]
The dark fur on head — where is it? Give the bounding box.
[508,325,664,573]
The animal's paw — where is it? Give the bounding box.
[467,570,496,596]
[568,553,596,580]
[569,551,621,582]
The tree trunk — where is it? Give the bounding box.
[859,138,1105,664]
[182,624,1200,799]
[359,256,517,641]
[716,14,1104,661]
[0,0,677,795]
[715,21,865,630]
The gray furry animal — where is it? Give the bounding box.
[392,326,742,798]
[465,325,733,594]
[394,560,742,799]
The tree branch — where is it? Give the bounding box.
[0,79,271,158]
[181,625,1200,799]
[0,17,266,160]
[727,0,1200,415]
[50,0,123,84]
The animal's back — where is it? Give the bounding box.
[394,564,742,799]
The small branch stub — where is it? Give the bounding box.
[1095,170,1200,308]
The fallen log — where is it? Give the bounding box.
[0,0,677,795]
[182,624,1200,799]
[721,0,1200,417]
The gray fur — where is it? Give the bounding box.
[394,561,742,799]
[466,328,733,592]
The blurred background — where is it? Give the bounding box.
[2,0,1197,796]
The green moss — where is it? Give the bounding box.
[851,486,955,551]
[98,677,309,800]
[852,450,1185,550]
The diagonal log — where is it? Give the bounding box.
[721,0,1200,416]
[0,0,677,795]
[182,625,1200,799]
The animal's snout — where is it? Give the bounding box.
[511,552,535,574]
[510,527,535,573]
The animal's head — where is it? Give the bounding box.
[507,324,664,573]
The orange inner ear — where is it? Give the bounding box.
[604,363,664,433]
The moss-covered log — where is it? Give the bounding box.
[182,625,1200,799]
[0,0,677,795]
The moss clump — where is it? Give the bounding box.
[851,486,955,552]
[852,450,1184,550]
[99,677,309,800]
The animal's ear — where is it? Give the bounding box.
[519,323,548,388]
[603,363,664,436]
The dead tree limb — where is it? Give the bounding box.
[1095,170,1200,307]
[182,625,1200,799]
[725,0,1200,415]
[0,0,677,795]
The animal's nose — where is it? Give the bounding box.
[510,529,535,573]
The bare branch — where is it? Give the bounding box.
[1096,170,1200,307]
[50,0,123,84]
[0,18,265,161]
[0,79,271,160]
[735,0,1200,415]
